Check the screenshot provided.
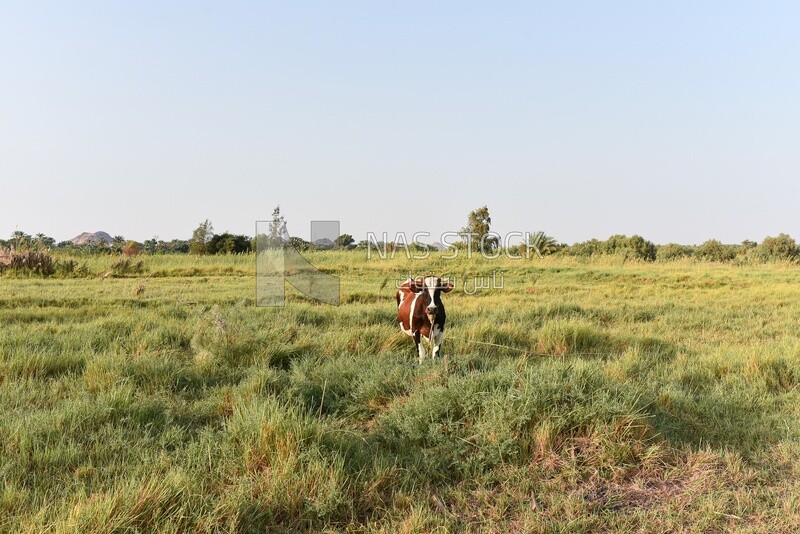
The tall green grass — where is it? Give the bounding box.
[1,252,800,531]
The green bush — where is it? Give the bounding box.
[563,235,656,261]
[603,235,657,261]
[697,239,736,262]
[563,239,603,257]
[754,234,798,262]
[657,243,695,261]
[110,259,145,276]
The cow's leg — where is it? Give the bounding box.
[414,331,425,363]
[431,325,444,360]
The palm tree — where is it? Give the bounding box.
[11,231,30,250]
[33,233,56,250]
[526,231,560,257]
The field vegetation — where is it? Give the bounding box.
[2,251,800,531]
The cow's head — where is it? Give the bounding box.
[418,275,453,319]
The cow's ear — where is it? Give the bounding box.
[412,276,425,291]
[441,280,454,293]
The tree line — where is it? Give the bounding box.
[456,205,800,262]
[0,231,191,255]
[2,204,799,262]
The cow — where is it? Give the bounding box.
[396,275,454,363]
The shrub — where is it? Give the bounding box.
[55,259,89,277]
[563,239,604,257]
[335,234,355,249]
[657,243,695,261]
[604,235,657,261]
[563,235,656,261]
[697,239,736,262]
[122,241,140,256]
[110,259,145,276]
[208,233,251,254]
[754,234,799,262]
[0,249,55,275]
[289,236,313,252]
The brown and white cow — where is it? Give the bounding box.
[396,275,454,363]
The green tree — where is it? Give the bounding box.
[267,206,288,247]
[208,233,251,254]
[190,219,214,255]
[33,233,56,250]
[697,239,735,262]
[657,243,694,261]
[525,231,560,257]
[756,234,798,261]
[289,236,312,252]
[11,231,31,250]
[335,234,355,249]
[165,239,190,253]
[603,234,656,261]
[563,238,603,257]
[142,238,158,253]
[112,235,126,253]
[626,235,657,262]
[459,205,498,253]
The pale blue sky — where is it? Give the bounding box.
[1,2,798,245]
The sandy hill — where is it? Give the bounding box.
[70,231,114,245]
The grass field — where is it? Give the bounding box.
[2,251,800,532]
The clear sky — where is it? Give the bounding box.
[2,1,798,245]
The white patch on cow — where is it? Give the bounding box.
[418,341,427,363]
[408,291,421,334]
[423,276,439,307]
